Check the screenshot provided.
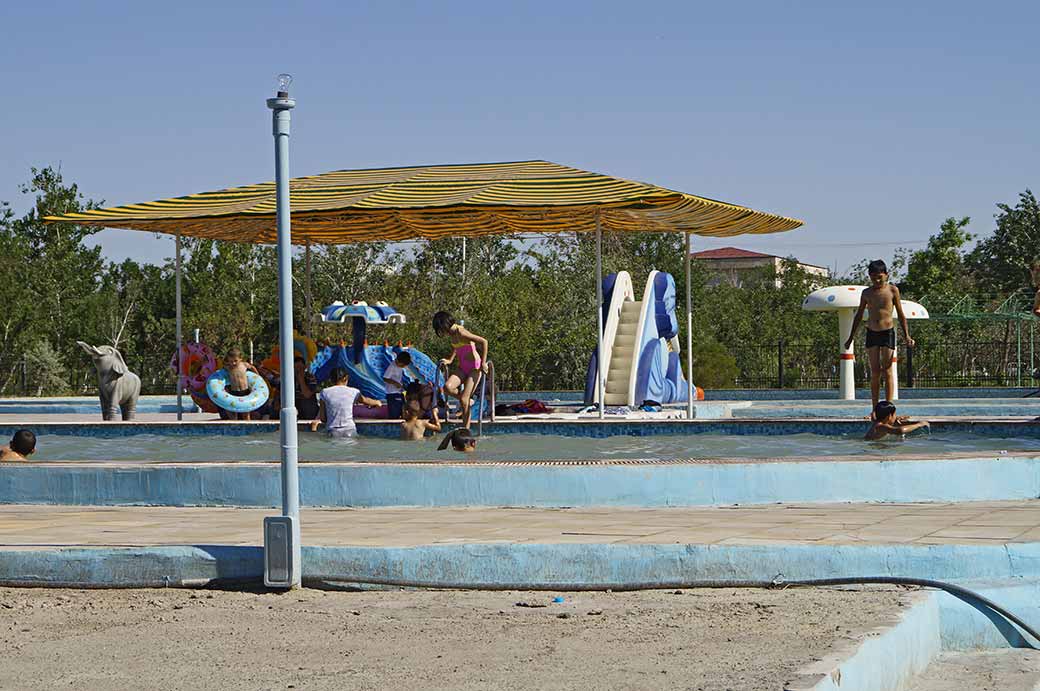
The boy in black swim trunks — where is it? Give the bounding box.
[844,260,916,417]
[1032,260,1040,319]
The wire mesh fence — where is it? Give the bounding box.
[0,337,1038,396]
[734,339,1040,389]
[0,359,173,397]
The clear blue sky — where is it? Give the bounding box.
[3,0,1036,273]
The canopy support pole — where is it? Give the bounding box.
[175,231,183,421]
[686,232,694,420]
[268,87,300,588]
[595,211,605,419]
[304,240,312,337]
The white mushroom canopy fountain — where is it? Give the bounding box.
[803,285,929,400]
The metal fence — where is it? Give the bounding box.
[0,359,173,397]
[734,340,1040,390]
[1,339,1039,396]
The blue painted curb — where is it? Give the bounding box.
[3,455,1039,508]
[3,542,1040,588]
[0,546,262,588]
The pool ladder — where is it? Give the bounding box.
[437,360,495,436]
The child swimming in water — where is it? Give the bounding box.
[437,427,478,453]
[400,402,442,440]
[433,311,488,430]
[0,429,36,462]
[864,400,929,441]
[310,367,382,439]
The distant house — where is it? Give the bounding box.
[691,247,830,288]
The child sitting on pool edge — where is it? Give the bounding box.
[865,401,929,441]
[400,401,442,440]
[0,429,36,462]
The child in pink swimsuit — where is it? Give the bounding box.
[433,311,489,430]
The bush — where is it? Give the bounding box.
[691,339,739,389]
[23,339,69,395]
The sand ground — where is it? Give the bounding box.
[0,585,911,691]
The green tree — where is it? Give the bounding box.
[900,217,974,300]
[3,167,106,371]
[968,190,1040,295]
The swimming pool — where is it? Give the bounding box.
[25,429,1040,463]
[0,396,196,415]
[733,398,1040,419]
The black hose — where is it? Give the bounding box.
[306,574,1040,645]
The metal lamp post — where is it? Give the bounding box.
[263,74,301,589]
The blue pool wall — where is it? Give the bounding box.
[492,388,1040,402]
[1,387,1033,412]
[3,454,1039,508]
[2,418,1039,440]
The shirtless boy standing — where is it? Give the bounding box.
[1032,260,1040,319]
[844,260,915,417]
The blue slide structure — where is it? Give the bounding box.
[584,270,692,407]
[310,301,443,401]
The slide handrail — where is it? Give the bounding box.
[628,270,660,407]
[595,271,634,404]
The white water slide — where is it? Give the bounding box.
[586,270,690,407]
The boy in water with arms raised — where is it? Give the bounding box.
[844,260,915,418]
[864,401,929,441]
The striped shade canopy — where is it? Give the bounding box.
[45,160,802,243]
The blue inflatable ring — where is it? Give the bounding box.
[205,369,270,414]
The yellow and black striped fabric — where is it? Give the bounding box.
[44,160,802,243]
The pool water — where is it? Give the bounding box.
[0,396,195,415]
[733,398,1040,419]
[28,430,1040,463]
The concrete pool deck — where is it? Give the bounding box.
[4,500,1040,548]
[6,500,1040,590]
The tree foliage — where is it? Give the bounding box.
[968,190,1040,295]
[901,217,973,300]
[3,166,1038,394]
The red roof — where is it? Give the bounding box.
[690,247,775,260]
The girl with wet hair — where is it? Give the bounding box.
[437,427,478,453]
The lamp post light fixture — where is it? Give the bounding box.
[263,74,301,589]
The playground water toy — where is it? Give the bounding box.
[169,342,218,393]
[312,343,439,402]
[803,285,929,400]
[312,300,446,414]
[261,330,318,373]
[585,270,696,407]
[205,369,270,414]
[320,300,407,325]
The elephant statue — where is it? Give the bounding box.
[77,341,141,421]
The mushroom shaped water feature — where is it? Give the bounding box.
[802,286,928,400]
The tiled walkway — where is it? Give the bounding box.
[1,500,1039,549]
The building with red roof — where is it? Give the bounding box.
[691,247,830,288]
